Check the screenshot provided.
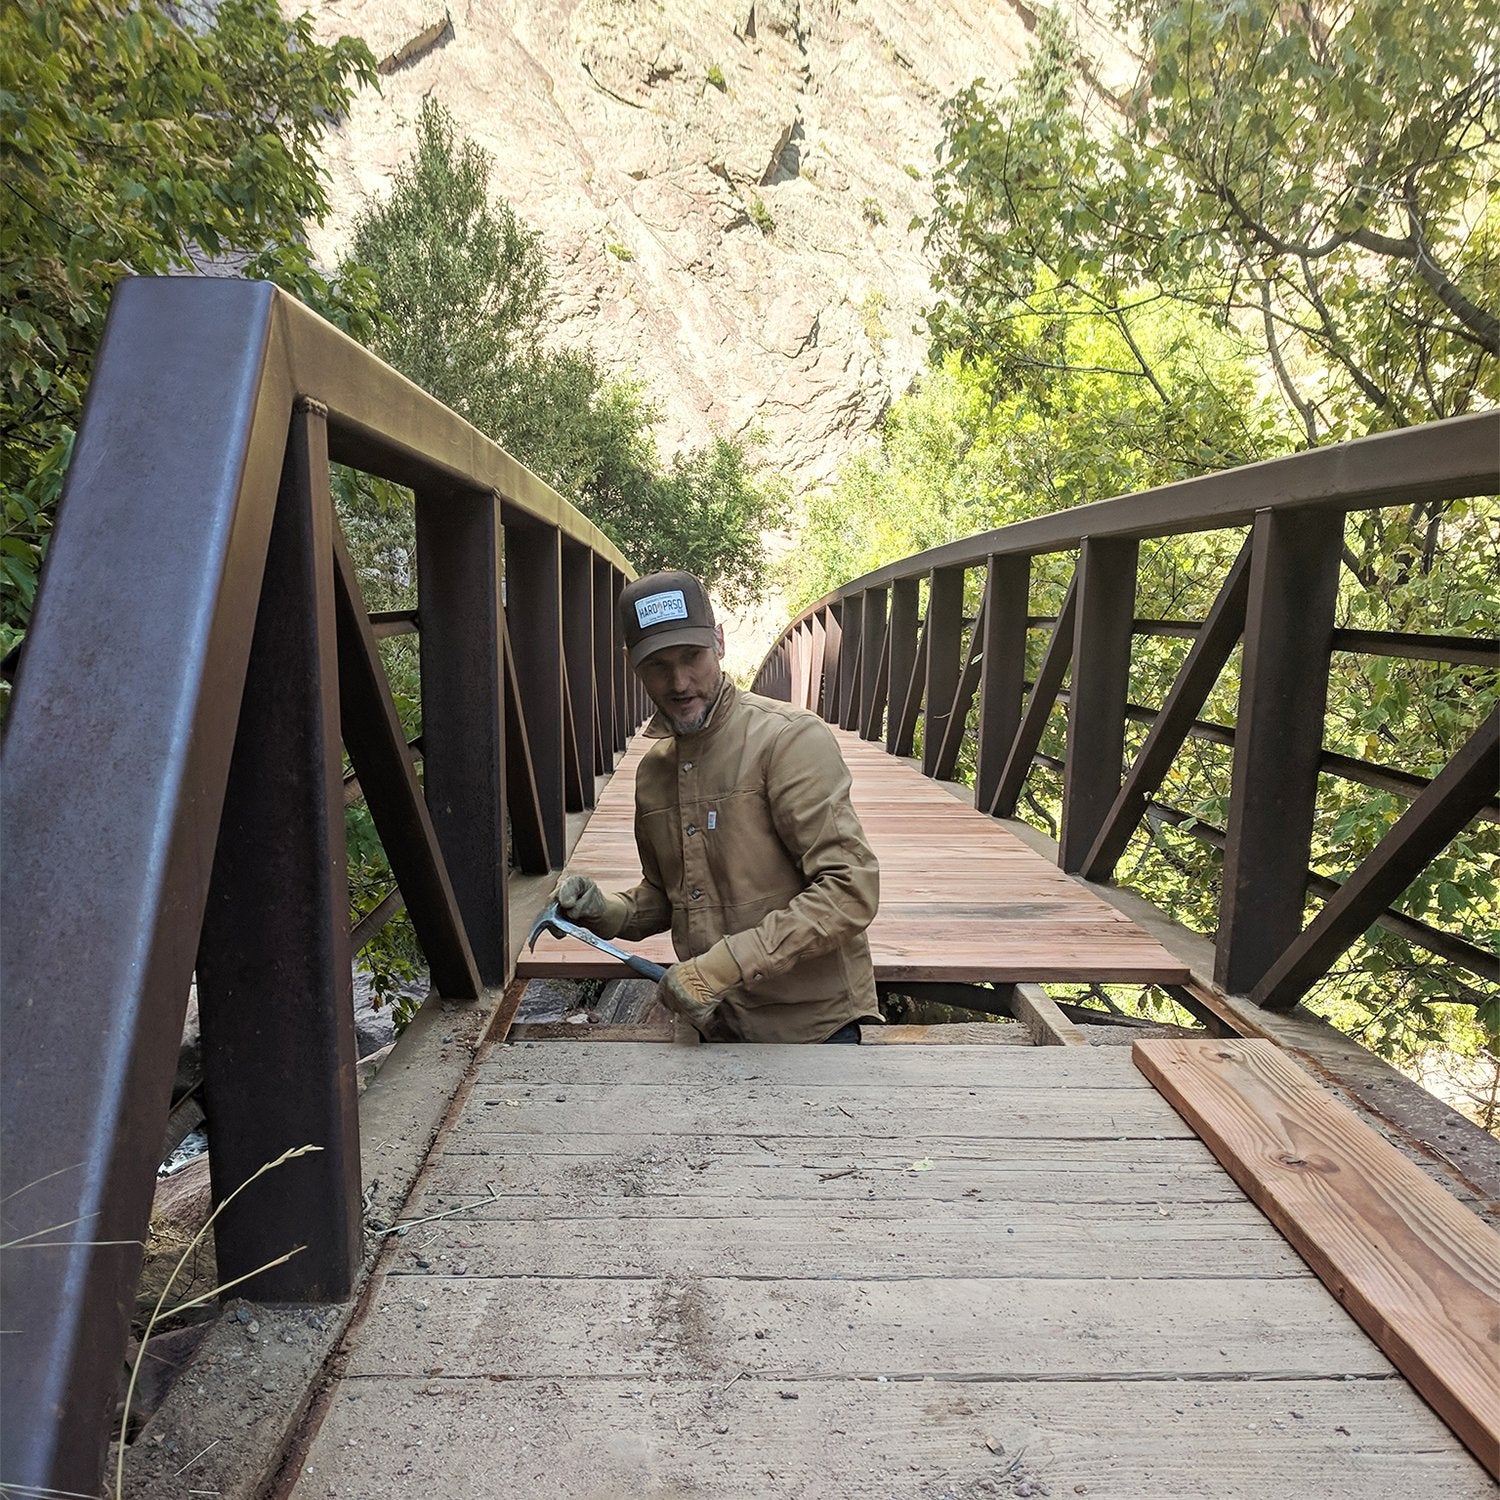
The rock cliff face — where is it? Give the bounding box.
[309,1,1067,476]
[302,0,1128,660]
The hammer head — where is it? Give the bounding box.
[526,899,567,953]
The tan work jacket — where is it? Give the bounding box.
[614,682,881,1043]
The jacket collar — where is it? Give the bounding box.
[643,676,737,743]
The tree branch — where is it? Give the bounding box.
[1259,279,1318,446]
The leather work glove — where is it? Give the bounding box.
[656,942,742,1034]
[552,871,628,939]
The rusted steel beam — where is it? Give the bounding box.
[502,617,550,874]
[891,612,930,759]
[838,594,862,730]
[885,577,921,755]
[351,885,406,951]
[1252,709,1500,1010]
[561,540,596,809]
[975,554,1030,816]
[933,591,985,783]
[0,278,289,1496]
[1060,538,1139,870]
[332,526,480,1000]
[826,607,843,719]
[1330,628,1500,667]
[1081,538,1252,881]
[503,520,566,866]
[987,577,1078,817]
[922,566,966,777]
[559,650,586,812]
[809,612,828,714]
[592,555,616,775]
[1217,507,1345,995]
[416,482,508,983]
[777,411,1498,617]
[198,404,361,1303]
[1140,799,1495,978]
[866,609,893,741]
[859,586,889,740]
[370,608,419,638]
[610,568,629,749]
[842,631,866,731]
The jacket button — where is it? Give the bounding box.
[686,825,697,836]
[682,761,694,772]
[690,888,702,900]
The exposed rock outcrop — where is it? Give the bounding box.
[301,0,1131,662]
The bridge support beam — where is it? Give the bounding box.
[197,405,362,1302]
[1217,506,1343,995]
[417,482,509,983]
[1060,537,1139,871]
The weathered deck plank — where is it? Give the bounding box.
[287,1043,1494,1497]
[517,728,1190,984]
[295,1377,1495,1499]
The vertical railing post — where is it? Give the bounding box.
[592,556,616,775]
[824,605,845,722]
[976,553,1030,814]
[561,539,596,810]
[197,403,361,1300]
[1217,507,1344,994]
[921,566,965,777]
[610,568,630,745]
[504,519,566,867]
[859,586,889,740]
[838,594,863,730]
[816,615,828,720]
[1059,537,1139,871]
[886,576,920,755]
[415,483,508,983]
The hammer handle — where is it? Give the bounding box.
[625,953,669,983]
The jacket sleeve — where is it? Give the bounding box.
[723,716,879,985]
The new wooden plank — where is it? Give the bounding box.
[861,1021,1031,1044]
[519,727,1191,985]
[295,1376,1499,1500]
[1135,1037,1500,1480]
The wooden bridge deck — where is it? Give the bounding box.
[286,1042,1494,1497]
[518,728,1190,986]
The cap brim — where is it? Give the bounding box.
[627,625,719,669]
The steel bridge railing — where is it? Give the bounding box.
[753,413,1499,1014]
[0,277,649,1495]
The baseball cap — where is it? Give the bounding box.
[618,570,718,667]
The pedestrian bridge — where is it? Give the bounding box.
[3,280,1497,1498]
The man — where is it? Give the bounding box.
[553,570,881,1043]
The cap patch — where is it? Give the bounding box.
[634,589,689,629]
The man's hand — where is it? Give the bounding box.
[551,872,628,939]
[655,942,741,1033]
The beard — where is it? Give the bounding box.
[660,670,724,735]
[667,704,712,734]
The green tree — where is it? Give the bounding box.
[0,0,378,651]
[340,98,782,604]
[925,0,1498,444]
[789,5,1498,1082]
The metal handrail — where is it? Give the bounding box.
[753,411,1499,1016]
[0,277,649,1495]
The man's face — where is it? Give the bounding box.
[637,633,725,734]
